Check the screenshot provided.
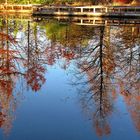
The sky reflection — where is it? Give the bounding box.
[0,16,139,140]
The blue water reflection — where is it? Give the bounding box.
[0,16,139,140]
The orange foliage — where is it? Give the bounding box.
[119,81,140,132]
[0,32,17,43]
[47,56,55,65]
[112,88,117,100]
[25,64,46,92]
[135,96,140,101]
[63,51,75,60]
[95,120,111,136]
[0,112,5,127]
[95,121,103,136]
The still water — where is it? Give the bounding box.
[0,15,140,140]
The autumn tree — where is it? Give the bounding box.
[23,21,46,92]
[72,25,118,136]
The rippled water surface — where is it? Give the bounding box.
[0,16,140,140]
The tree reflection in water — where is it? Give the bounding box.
[0,19,20,135]
[0,17,93,135]
[0,18,48,135]
[24,21,46,92]
[0,17,139,137]
[73,25,140,136]
[117,27,140,132]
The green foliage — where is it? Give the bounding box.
[45,21,67,41]
[43,20,95,48]
[0,0,45,4]
[0,0,94,4]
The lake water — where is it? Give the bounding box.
[0,15,140,140]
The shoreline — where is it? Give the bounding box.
[0,4,140,18]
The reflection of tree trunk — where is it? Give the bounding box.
[34,23,38,51]
[27,21,30,66]
[99,26,104,113]
[6,18,10,71]
[65,26,68,41]
[106,26,110,46]
[137,45,140,86]
[0,20,4,66]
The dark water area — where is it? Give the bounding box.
[0,15,140,140]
